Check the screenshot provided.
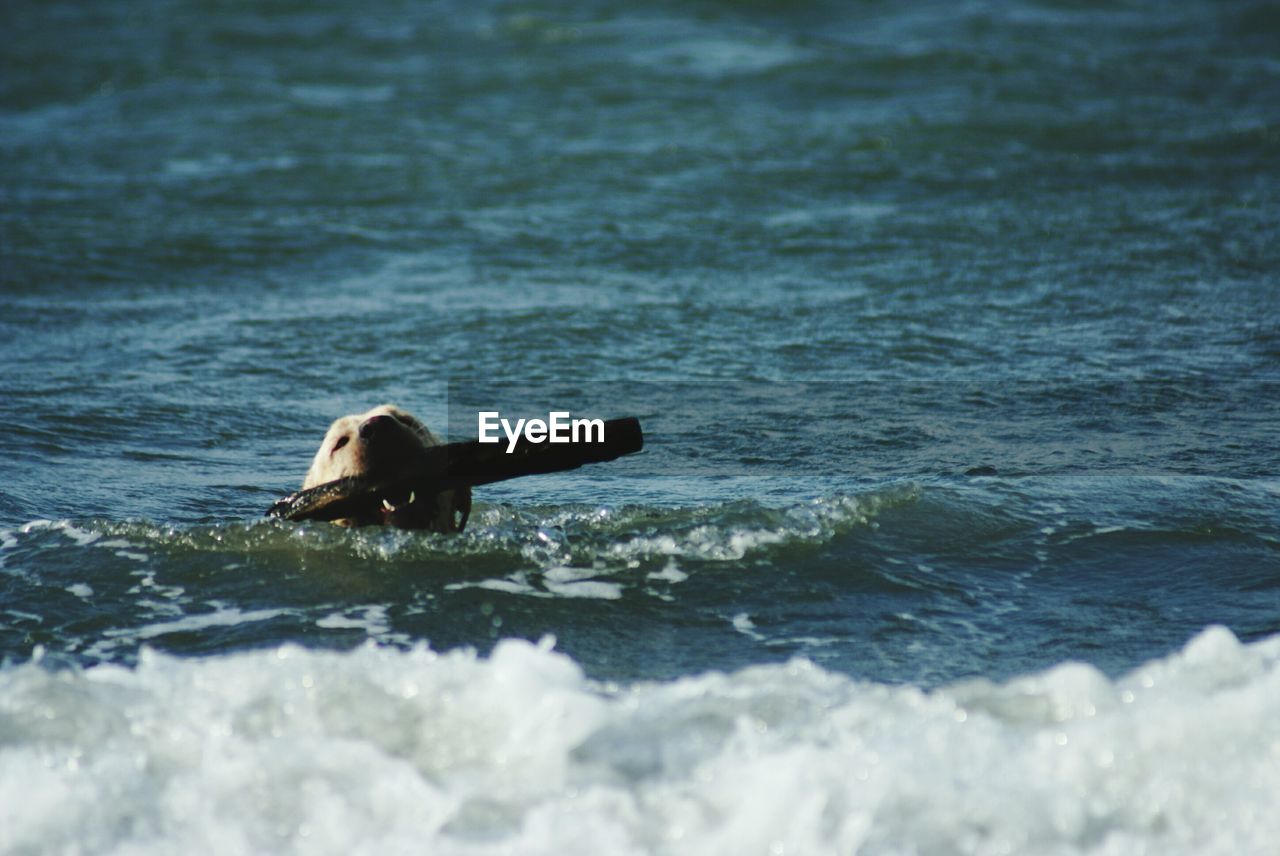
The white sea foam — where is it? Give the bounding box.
[1,626,1276,855]
[18,518,101,546]
[445,568,625,601]
[602,492,902,565]
[120,605,290,641]
[731,612,766,641]
[542,566,624,600]
[646,559,688,584]
[316,606,391,633]
[0,528,18,567]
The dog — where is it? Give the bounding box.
[302,404,470,533]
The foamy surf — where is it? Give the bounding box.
[2,626,1275,856]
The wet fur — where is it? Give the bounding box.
[303,404,470,533]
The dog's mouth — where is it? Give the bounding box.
[377,489,425,526]
[380,491,415,514]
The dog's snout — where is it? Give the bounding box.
[359,414,393,440]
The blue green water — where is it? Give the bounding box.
[2,1,1279,852]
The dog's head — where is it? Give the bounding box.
[302,404,439,489]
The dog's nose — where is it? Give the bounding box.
[359,414,393,440]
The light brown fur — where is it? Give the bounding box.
[304,404,470,533]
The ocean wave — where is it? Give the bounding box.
[4,486,913,577]
[1,626,1276,855]
[0,490,915,668]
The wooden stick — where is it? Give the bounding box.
[266,416,643,523]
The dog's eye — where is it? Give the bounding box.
[332,435,350,453]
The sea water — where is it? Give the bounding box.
[2,0,1278,853]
